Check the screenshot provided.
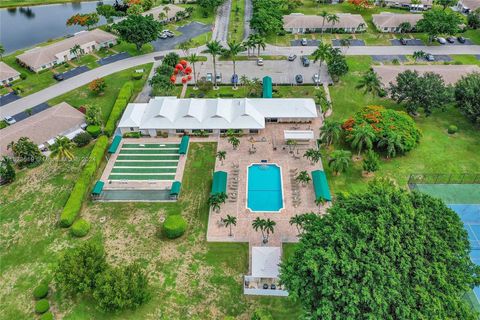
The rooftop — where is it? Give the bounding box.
[0,62,20,82]
[283,13,366,29]
[372,12,423,28]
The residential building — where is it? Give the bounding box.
[0,102,86,155]
[379,0,432,11]
[456,0,480,13]
[283,13,367,34]
[118,97,319,137]
[16,29,117,72]
[372,12,423,32]
[143,4,186,23]
[0,62,21,85]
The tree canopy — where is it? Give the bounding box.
[7,137,45,168]
[113,14,160,51]
[280,179,480,320]
[455,72,480,126]
[250,0,285,35]
[416,9,462,42]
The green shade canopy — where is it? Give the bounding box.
[92,180,105,195]
[262,76,272,98]
[179,135,190,155]
[108,135,122,154]
[211,171,228,195]
[170,181,181,196]
[311,170,332,201]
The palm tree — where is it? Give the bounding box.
[413,50,426,62]
[250,34,266,57]
[315,196,326,212]
[216,150,226,165]
[263,218,276,243]
[350,125,376,157]
[327,14,340,33]
[208,192,228,212]
[312,42,332,85]
[318,10,329,38]
[296,170,311,187]
[158,12,167,22]
[289,214,303,235]
[320,120,342,147]
[187,53,200,89]
[224,41,244,89]
[49,136,75,160]
[328,150,351,175]
[398,21,412,33]
[228,136,240,150]
[222,214,237,236]
[315,90,331,113]
[339,36,352,54]
[244,36,256,57]
[303,149,322,165]
[356,70,383,97]
[377,132,404,158]
[252,217,266,242]
[69,44,81,58]
[204,40,223,89]
[163,5,171,19]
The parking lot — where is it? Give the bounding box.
[197,58,333,85]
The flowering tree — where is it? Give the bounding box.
[66,13,99,30]
[88,78,106,95]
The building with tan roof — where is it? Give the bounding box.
[372,65,480,87]
[380,0,432,10]
[0,102,86,155]
[16,29,117,73]
[143,4,186,22]
[372,12,423,32]
[283,13,367,34]
[457,0,480,13]
[0,62,21,85]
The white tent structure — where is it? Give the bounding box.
[284,130,314,142]
[251,246,281,278]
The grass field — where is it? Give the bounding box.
[228,0,246,43]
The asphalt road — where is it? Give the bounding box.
[243,0,253,40]
[211,0,232,44]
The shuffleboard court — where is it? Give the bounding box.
[108,174,176,180]
[122,143,180,148]
[116,155,180,161]
[120,149,180,155]
[114,161,179,167]
[111,168,177,174]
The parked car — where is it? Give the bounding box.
[206,73,213,82]
[301,55,310,67]
[295,74,303,84]
[437,37,446,44]
[53,73,64,81]
[159,33,168,39]
[300,38,308,46]
[426,54,435,61]
[446,37,455,43]
[457,36,466,43]
[231,74,238,84]
[4,116,16,125]
[399,38,407,45]
[288,54,297,61]
[312,73,320,84]
[215,73,222,83]
[257,58,264,66]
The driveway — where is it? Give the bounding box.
[371,55,408,62]
[291,39,320,47]
[0,92,20,107]
[332,39,365,46]
[211,0,232,44]
[12,102,49,122]
[98,52,131,66]
[390,39,424,46]
[57,65,90,81]
[152,22,211,51]
[243,0,253,40]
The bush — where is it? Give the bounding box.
[132,71,143,80]
[162,215,187,239]
[73,132,92,147]
[33,283,49,299]
[20,72,28,80]
[448,125,458,134]
[71,218,91,237]
[35,299,50,314]
[251,308,273,320]
[123,131,141,138]
[40,311,54,320]
[60,136,108,227]
[86,125,101,138]
[117,81,134,100]
[362,150,380,173]
[103,81,134,136]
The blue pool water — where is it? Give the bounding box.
[247,164,283,212]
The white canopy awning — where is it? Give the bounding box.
[252,246,281,278]
[284,130,314,141]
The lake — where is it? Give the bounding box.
[0,0,114,54]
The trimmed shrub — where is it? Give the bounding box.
[35,299,50,314]
[71,218,91,237]
[40,311,54,320]
[104,98,127,136]
[20,72,28,80]
[448,125,458,134]
[123,131,141,138]
[117,81,134,100]
[73,132,92,147]
[162,215,187,239]
[60,136,108,227]
[132,71,143,80]
[33,283,49,299]
[86,125,101,138]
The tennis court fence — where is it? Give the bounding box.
[408,173,480,187]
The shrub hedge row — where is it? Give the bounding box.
[60,136,108,227]
[104,82,134,136]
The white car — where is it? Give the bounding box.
[4,116,16,125]
[312,74,320,84]
[257,58,264,66]
[437,37,447,44]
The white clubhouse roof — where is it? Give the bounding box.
[119,97,318,130]
[252,247,281,278]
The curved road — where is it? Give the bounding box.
[1,44,479,118]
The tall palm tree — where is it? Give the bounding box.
[208,192,228,212]
[413,50,426,62]
[350,125,376,156]
[312,42,332,84]
[216,150,226,165]
[250,34,266,57]
[328,150,351,175]
[163,5,171,19]
[224,41,244,89]
[320,120,342,146]
[228,136,240,150]
[69,44,81,58]
[286,139,297,154]
[303,148,322,165]
[327,14,340,33]
[296,170,311,187]
[158,12,167,22]
[252,217,266,242]
[356,70,383,97]
[187,53,200,89]
[289,214,303,235]
[222,214,237,236]
[377,132,404,158]
[318,10,329,38]
[49,136,75,160]
[204,40,223,89]
[263,218,276,243]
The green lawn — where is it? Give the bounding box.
[228,0,246,43]
[0,142,301,319]
[48,63,153,121]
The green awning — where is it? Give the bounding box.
[179,135,190,155]
[211,171,227,195]
[170,181,181,196]
[92,180,104,195]
[262,76,272,98]
[311,170,332,201]
[108,135,122,154]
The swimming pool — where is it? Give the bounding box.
[247,164,284,212]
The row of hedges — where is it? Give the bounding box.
[60,136,109,227]
[104,82,134,136]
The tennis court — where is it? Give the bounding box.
[109,143,180,181]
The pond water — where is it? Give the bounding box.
[0,0,114,54]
